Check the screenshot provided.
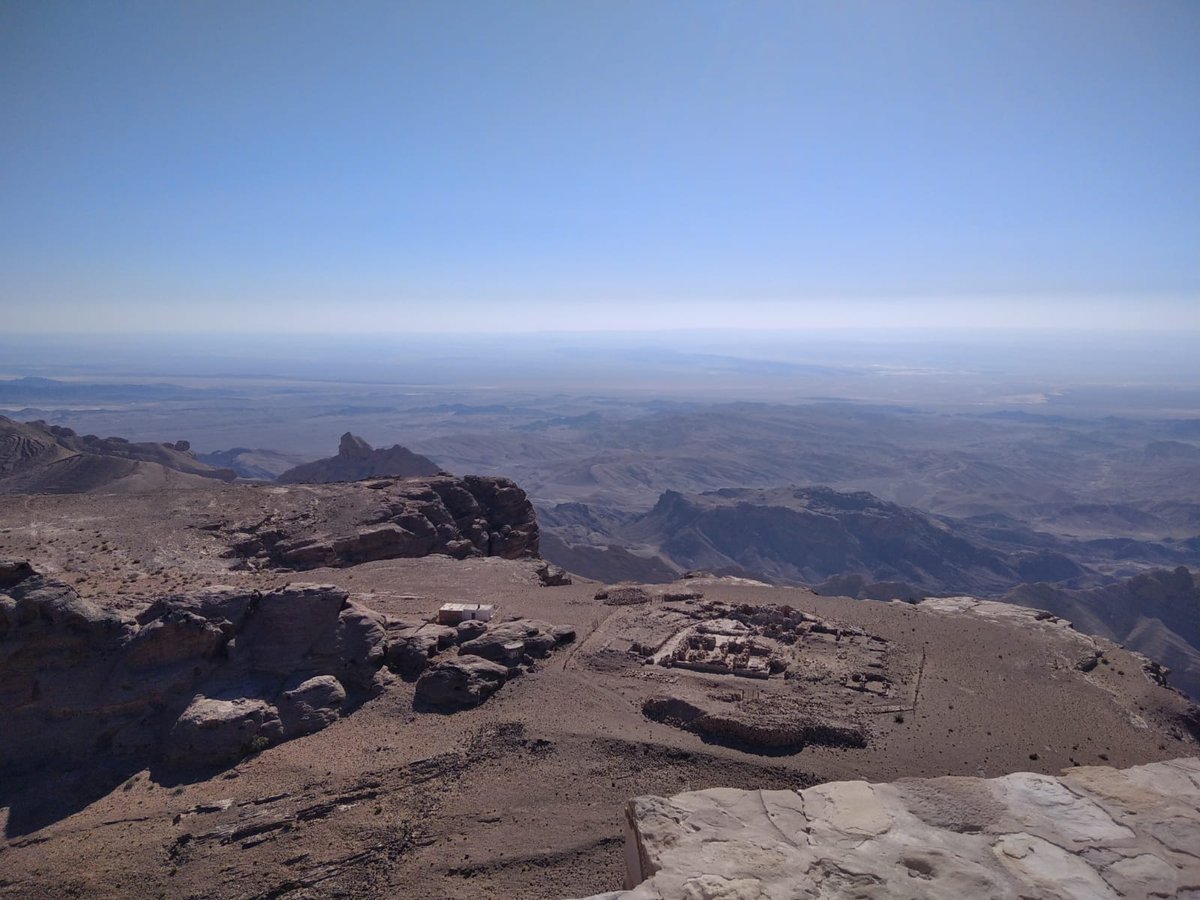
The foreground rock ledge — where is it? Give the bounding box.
[581,757,1200,900]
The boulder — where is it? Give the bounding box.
[536,561,573,586]
[388,631,441,677]
[385,621,455,677]
[0,558,35,589]
[456,619,577,666]
[596,585,652,605]
[278,675,346,737]
[457,620,488,641]
[414,656,509,710]
[165,696,284,767]
[459,620,548,663]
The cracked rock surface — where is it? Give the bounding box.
[582,757,1200,900]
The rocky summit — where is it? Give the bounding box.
[275,432,441,484]
[224,473,541,569]
[585,757,1200,900]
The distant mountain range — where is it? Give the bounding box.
[541,485,1200,595]
[0,416,236,494]
[626,486,1019,594]
[3,411,1198,702]
[0,376,221,404]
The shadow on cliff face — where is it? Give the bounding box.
[0,564,388,837]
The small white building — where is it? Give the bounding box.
[437,602,495,625]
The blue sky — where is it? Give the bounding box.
[1,1,1197,333]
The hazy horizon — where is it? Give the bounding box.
[2,328,1197,415]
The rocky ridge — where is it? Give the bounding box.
[0,416,236,493]
[544,484,1200,597]
[589,486,1030,593]
[583,757,1200,899]
[1006,567,1200,703]
[222,473,540,570]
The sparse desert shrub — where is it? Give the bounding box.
[246,735,271,754]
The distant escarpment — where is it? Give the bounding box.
[621,486,1021,595]
[1007,567,1200,703]
[0,416,236,494]
[543,484,1200,597]
[220,474,539,570]
[275,432,441,484]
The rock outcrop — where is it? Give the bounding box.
[408,617,577,710]
[642,695,866,753]
[595,584,703,605]
[385,620,459,677]
[223,474,540,569]
[457,619,572,664]
[585,758,1200,899]
[1006,566,1200,702]
[275,432,441,484]
[1,559,578,770]
[414,656,511,710]
[0,562,385,771]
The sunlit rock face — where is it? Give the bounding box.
[580,758,1200,900]
[223,474,540,570]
